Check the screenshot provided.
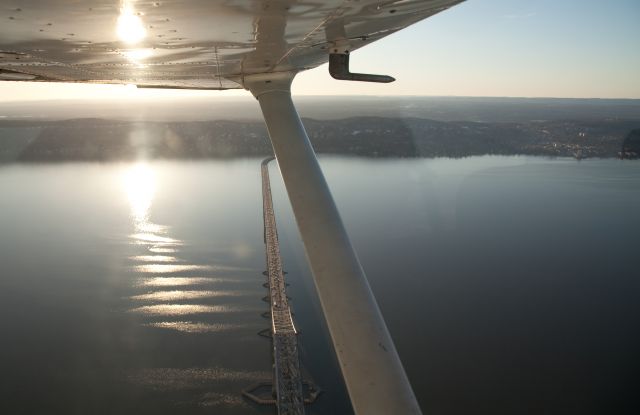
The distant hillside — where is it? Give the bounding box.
[2,96,640,123]
[1,117,638,162]
[621,129,640,159]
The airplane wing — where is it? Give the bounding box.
[1,3,467,414]
[0,0,463,89]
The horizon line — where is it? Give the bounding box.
[2,94,640,103]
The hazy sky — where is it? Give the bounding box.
[2,0,639,101]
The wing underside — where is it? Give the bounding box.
[0,1,462,89]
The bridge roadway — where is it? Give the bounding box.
[261,157,305,415]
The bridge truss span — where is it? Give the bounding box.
[261,156,305,415]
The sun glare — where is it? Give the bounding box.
[122,48,153,63]
[117,5,146,44]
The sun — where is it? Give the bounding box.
[117,5,146,45]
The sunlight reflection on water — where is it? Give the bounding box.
[122,163,155,225]
[133,264,215,273]
[148,247,178,253]
[130,255,179,262]
[136,277,238,287]
[146,321,250,333]
[130,233,180,244]
[130,290,243,301]
[134,264,252,273]
[130,304,241,316]
[117,161,266,411]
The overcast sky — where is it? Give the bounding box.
[2,0,639,101]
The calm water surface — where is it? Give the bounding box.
[0,156,638,414]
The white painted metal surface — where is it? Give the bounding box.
[0,0,463,88]
[246,72,422,414]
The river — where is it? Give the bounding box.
[0,156,638,414]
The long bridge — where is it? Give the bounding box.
[251,157,306,415]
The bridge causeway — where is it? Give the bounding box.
[256,157,305,414]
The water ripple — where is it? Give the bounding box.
[130,255,179,263]
[136,277,236,287]
[130,304,239,316]
[146,321,249,333]
[127,367,270,389]
[134,264,213,273]
[131,290,242,301]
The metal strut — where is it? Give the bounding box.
[329,53,395,83]
[244,72,420,415]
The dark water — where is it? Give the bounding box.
[0,156,638,414]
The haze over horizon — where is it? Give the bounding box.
[2,0,639,102]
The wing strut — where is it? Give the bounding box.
[244,72,420,415]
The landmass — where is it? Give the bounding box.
[0,117,638,161]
